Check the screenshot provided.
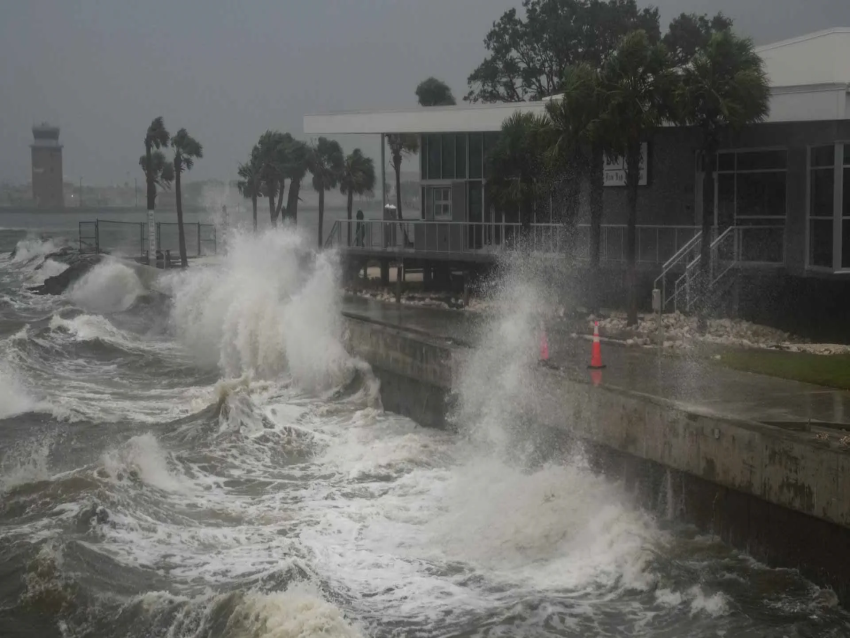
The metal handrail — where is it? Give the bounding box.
[326,219,701,264]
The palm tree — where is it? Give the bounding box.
[676,30,770,332]
[143,117,170,257]
[545,64,610,268]
[237,147,264,232]
[138,151,174,206]
[307,137,344,248]
[487,111,549,232]
[340,149,377,245]
[256,130,288,226]
[600,30,675,326]
[386,134,419,243]
[282,137,309,224]
[171,128,203,268]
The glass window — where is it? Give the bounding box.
[810,167,835,217]
[844,168,850,219]
[717,153,735,172]
[468,181,482,222]
[736,172,786,218]
[717,174,735,227]
[810,220,833,267]
[430,186,452,220]
[483,133,499,172]
[456,134,467,179]
[844,220,850,269]
[469,134,483,179]
[812,145,835,168]
[442,134,456,180]
[427,134,441,181]
[737,150,787,171]
[420,135,428,180]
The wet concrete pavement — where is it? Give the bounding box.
[342,296,850,428]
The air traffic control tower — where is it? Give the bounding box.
[31,123,64,208]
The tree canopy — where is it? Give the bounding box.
[663,12,734,66]
[139,150,174,192]
[172,128,203,173]
[416,77,457,106]
[465,0,660,103]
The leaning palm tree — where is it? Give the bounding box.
[676,30,770,332]
[339,149,377,245]
[487,111,549,232]
[237,148,264,232]
[138,150,174,198]
[306,137,345,248]
[171,129,203,268]
[600,30,676,326]
[386,134,419,243]
[143,117,170,256]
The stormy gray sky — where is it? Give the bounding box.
[1,0,849,186]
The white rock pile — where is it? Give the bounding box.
[591,312,850,354]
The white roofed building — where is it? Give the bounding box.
[305,28,850,326]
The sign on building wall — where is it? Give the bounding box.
[604,142,648,187]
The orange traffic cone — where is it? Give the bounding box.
[588,321,606,369]
[539,327,550,362]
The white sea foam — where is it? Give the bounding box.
[10,237,60,266]
[226,583,363,638]
[167,229,359,392]
[0,435,52,492]
[68,260,145,313]
[49,312,136,346]
[29,258,68,283]
[100,433,188,493]
[0,363,37,420]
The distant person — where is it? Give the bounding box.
[355,210,365,247]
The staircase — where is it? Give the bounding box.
[653,227,740,315]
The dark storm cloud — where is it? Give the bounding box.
[1,0,848,185]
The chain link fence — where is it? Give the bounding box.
[78,220,217,259]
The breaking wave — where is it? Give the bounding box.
[167,229,365,392]
[68,261,146,314]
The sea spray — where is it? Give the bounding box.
[0,363,37,420]
[166,229,359,392]
[68,261,145,314]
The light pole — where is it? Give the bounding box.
[79,177,82,208]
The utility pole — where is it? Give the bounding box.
[134,178,138,209]
[79,177,82,208]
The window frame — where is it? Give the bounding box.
[805,142,850,273]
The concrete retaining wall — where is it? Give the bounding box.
[343,313,850,601]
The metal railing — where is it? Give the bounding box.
[654,224,785,314]
[78,220,217,258]
[325,219,702,265]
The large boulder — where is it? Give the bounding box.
[29,252,104,295]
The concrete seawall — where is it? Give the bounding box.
[343,312,850,602]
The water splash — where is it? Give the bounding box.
[68,261,145,314]
[166,229,361,392]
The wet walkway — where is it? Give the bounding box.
[342,296,850,428]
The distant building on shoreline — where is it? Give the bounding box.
[31,123,64,208]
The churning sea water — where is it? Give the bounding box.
[0,224,849,638]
